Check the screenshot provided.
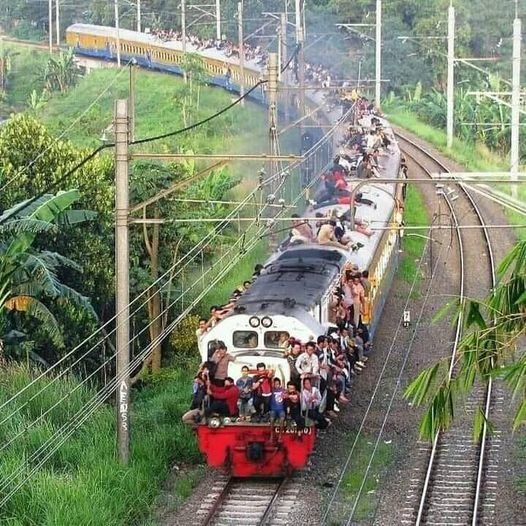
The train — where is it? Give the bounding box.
[64,23,405,477]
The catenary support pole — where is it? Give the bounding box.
[114,99,130,465]
[375,0,382,108]
[510,16,521,197]
[446,3,455,149]
[48,0,53,53]
[268,53,279,193]
[55,0,60,45]
[114,0,121,67]
[295,0,305,131]
[280,13,289,120]
[238,1,245,105]
[137,0,141,32]
[216,0,221,40]
[182,0,186,54]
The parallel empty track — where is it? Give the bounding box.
[397,133,499,526]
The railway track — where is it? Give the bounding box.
[200,477,298,526]
[396,133,501,526]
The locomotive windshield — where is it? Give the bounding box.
[232,331,258,348]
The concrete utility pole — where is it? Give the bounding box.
[375,0,382,108]
[267,52,279,192]
[510,15,521,193]
[137,0,141,32]
[48,0,53,53]
[446,3,455,149]
[238,1,245,104]
[295,0,305,128]
[182,0,187,54]
[129,65,136,142]
[114,0,121,67]
[280,13,289,120]
[216,0,221,40]
[55,0,60,45]
[114,99,130,465]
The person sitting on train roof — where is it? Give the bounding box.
[317,221,351,250]
[269,378,286,424]
[252,263,264,280]
[205,377,240,418]
[301,377,330,429]
[211,343,235,386]
[251,362,274,420]
[236,366,254,421]
[290,214,317,245]
[295,341,320,380]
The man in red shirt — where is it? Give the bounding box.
[206,377,240,417]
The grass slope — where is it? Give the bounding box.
[399,186,429,285]
[0,365,200,526]
[0,43,47,115]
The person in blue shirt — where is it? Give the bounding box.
[270,378,286,424]
[235,365,254,421]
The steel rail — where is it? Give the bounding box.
[202,477,288,526]
[396,132,496,526]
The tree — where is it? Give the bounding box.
[0,191,97,363]
[404,240,526,438]
[43,49,79,94]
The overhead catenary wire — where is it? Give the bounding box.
[0,98,338,493]
[1,84,356,501]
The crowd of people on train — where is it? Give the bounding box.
[182,261,373,430]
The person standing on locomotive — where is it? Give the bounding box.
[236,365,254,420]
[295,342,320,382]
[270,378,286,424]
[251,363,274,418]
[211,343,235,386]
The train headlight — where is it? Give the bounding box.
[249,316,260,328]
[209,417,221,428]
[261,316,273,328]
[223,417,232,425]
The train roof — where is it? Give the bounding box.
[232,247,346,316]
[66,24,263,69]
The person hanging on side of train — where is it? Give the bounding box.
[181,372,207,424]
[269,378,286,424]
[295,341,320,381]
[211,343,235,386]
[205,377,240,418]
[236,365,254,421]
[196,318,210,339]
[251,362,274,420]
[301,377,330,429]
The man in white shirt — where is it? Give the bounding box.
[295,342,319,380]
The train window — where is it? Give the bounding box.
[233,331,258,348]
[264,331,290,349]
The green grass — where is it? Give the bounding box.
[385,103,526,239]
[325,435,393,524]
[399,186,429,285]
[0,43,48,115]
[0,364,200,526]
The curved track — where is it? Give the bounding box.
[397,132,498,526]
